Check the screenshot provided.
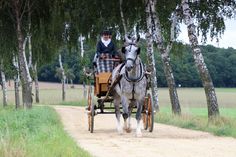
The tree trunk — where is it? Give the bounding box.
[80,34,84,58]
[59,54,66,101]
[181,0,219,118]
[28,35,32,68]
[145,32,159,111]
[13,0,32,109]
[13,56,20,109]
[83,82,87,99]
[0,62,7,106]
[119,0,128,34]
[33,63,40,103]
[27,0,32,69]
[145,0,181,114]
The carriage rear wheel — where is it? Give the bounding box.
[143,93,154,132]
[143,99,148,130]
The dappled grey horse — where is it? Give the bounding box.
[112,36,147,137]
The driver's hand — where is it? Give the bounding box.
[100,54,106,59]
[114,55,119,59]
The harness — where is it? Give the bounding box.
[122,43,145,100]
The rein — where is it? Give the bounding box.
[124,62,144,83]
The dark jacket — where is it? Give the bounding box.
[96,40,117,57]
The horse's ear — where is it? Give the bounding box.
[137,47,140,55]
[122,47,126,53]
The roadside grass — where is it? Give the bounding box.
[0,106,91,157]
[157,106,236,138]
[59,99,87,107]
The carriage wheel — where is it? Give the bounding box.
[147,93,154,132]
[142,98,148,130]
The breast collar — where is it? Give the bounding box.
[123,60,145,83]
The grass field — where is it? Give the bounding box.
[1,82,236,108]
[0,106,91,157]
[0,82,236,138]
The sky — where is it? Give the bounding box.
[178,19,236,49]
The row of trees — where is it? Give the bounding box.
[1,0,236,120]
[37,44,236,87]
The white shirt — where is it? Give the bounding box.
[101,38,111,47]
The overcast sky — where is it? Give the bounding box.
[178,19,236,49]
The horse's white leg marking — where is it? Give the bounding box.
[114,95,123,134]
[136,100,143,137]
[121,95,129,132]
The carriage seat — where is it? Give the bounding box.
[94,72,112,97]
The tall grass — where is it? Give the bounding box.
[157,106,236,138]
[0,106,91,157]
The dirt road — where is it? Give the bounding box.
[54,106,236,157]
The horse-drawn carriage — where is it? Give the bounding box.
[86,36,155,137]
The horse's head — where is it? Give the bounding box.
[121,36,140,72]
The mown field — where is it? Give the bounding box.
[1,82,236,108]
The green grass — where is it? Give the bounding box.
[0,106,91,157]
[59,99,87,107]
[156,106,236,138]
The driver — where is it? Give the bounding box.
[93,30,118,73]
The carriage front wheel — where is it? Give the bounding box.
[143,93,154,132]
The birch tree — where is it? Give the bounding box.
[13,56,20,108]
[33,63,40,103]
[181,0,219,118]
[59,54,66,101]
[145,0,181,114]
[10,0,33,108]
[0,61,7,106]
[119,0,128,34]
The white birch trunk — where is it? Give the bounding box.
[59,54,66,101]
[83,82,87,99]
[145,32,159,111]
[21,37,33,107]
[80,34,84,58]
[0,62,7,106]
[181,0,219,118]
[145,0,181,114]
[119,0,128,34]
[33,63,39,103]
[13,56,20,108]
[28,35,32,69]
[13,0,33,109]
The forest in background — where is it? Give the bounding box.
[36,41,236,87]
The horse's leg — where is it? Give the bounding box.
[121,95,130,132]
[114,95,122,134]
[126,101,134,133]
[136,99,144,137]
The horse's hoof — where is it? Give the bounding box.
[118,132,123,135]
[117,128,123,135]
[136,131,142,137]
[136,133,142,137]
[126,128,132,133]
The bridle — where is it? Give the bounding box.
[123,44,144,83]
[124,43,138,66]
